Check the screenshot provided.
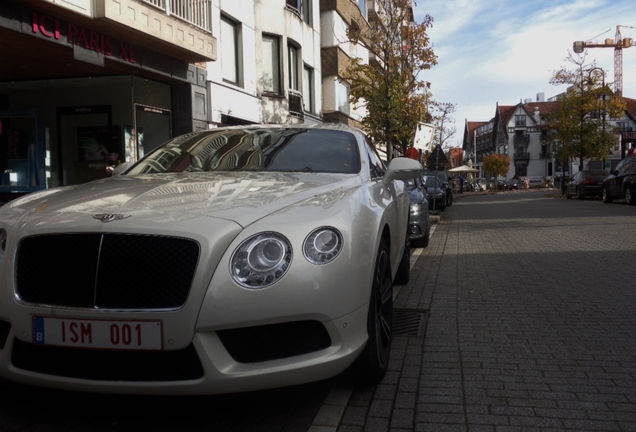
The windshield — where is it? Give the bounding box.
[423,170,448,184]
[127,128,361,175]
[425,176,440,188]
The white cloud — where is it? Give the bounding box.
[413,0,636,145]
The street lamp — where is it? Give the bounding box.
[587,67,607,169]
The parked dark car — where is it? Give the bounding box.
[424,175,447,212]
[423,169,453,207]
[405,176,430,248]
[505,178,520,190]
[602,155,636,205]
[566,169,609,200]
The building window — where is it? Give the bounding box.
[303,65,314,113]
[287,0,311,24]
[617,122,630,132]
[357,0,367,19]
[338,81,350,115]
[221,15,241,86]
[302,0,312,25]
[288,44,300,91]
[286,0,301,11]
[515,115,526,127]
[263,35,281,94]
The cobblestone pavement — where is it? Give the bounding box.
[311,189,636,432]
[2,190,635,432]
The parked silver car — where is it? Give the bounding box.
[0,124,422,395]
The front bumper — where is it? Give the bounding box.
[0,304,369,395]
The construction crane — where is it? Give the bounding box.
[573,25,635,97]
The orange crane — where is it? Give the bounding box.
[573,25,635,96]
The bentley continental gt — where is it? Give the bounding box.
[0,124,422,395]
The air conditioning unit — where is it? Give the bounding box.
[288,90,304,117]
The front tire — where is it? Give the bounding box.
[352,238,393,384]
[602,187,613,203]
[446,191,453,207]
[626,186,635,206]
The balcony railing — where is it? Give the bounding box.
[142,0,212,32]
[514,152,530,161]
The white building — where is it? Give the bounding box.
[464,92,636,181]
[208,0,323,126]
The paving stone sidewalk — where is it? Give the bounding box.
[314,189,636,432]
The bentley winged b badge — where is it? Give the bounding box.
[93,214,131,223]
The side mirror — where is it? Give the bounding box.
[383,157,422,187]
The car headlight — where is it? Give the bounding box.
[0,229,6,261]
[410,203,425,213]
[303,227,343,265]
[230,232,292,288]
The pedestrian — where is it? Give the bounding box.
[524,177,529,190]
[459,175,464,193]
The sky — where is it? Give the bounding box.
[412,0,636,147]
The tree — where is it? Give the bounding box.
[547,53,626,171]
[343,0,437,159]
[482,154,510,190]
[429,101,457,150]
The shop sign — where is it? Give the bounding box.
[30,10,137,64]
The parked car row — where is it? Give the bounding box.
[564,155,636,205]
[504,176,544,190]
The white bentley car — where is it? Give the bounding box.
[0,124,421,395]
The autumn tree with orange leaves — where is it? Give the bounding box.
[343,0,437,160]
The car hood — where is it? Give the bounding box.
[2,172,362,229]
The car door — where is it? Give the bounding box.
[609,158,630,197]
[568,172,580,194]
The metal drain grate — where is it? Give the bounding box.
[393,309,428,338]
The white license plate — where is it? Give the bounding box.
[33,316,163,350]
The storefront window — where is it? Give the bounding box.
[0,114,40,189]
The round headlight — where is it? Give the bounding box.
[303,227,343,265]
[0,229,6,261]
[230,233,292,289]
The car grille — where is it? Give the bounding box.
[217,320,331,363]
[11,338,204,381]
[15,234,200,309]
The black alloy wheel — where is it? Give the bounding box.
[352,238,392,384]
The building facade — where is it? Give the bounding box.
[1,0,376,201]
[463,92,636,181]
